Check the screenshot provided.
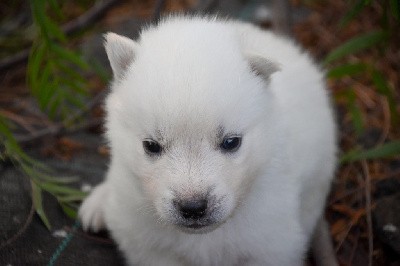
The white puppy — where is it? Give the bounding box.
[79,16,338,266]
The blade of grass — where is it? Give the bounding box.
[59,202,78,219]
[90,59,111,83]
[47,95,61,118]
[43,16,66,43]
[327,63,367,78]
[35,172,79,184]
[57,62,87,84]
[0,116,17,142]
[27,43,46,97]
[339,0,370,28]
[39,181,87,196]
[48,0,64,19]
[57,193,87,203]
[372,70,399,125]
[19,151,50,171]
[340,140,400,163]
[52,44,89,70]
[346,88,364,136]
[324,30,388,65]
[31,180,51,230]
[390,0,400,20]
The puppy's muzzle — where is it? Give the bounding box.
[176,199,208,220]
[171,193,224,233]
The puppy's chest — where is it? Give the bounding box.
[179,248,250,266]
[170,233,252,266]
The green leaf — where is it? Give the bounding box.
[346,88,364,136]
[390,0,400,20]
[27,43,47,97]
[36,63,53,108]
[57,193,87,203]
[44,18,66,42]
[20,163,42,180]
[59,77,87,95]
[341,140,400,163]
[339,0,370,28]
[64,93,86,109]
[19,151,50,171]
[38,82,57,111]
[0,116,17,144]
[48,0,64,19]
[39,182,87,197]
[90,60,111,83]
[59,202,78,219]
[31,181,52,230]
[327,63,367,78]
[324,30,388,65]
[58,63,87,84]
[52,44,89,70]
[32,170,79,184]
[47,95,61,118]
[30,1,46,29]
[372,70,399,125]
[0,119,45,174]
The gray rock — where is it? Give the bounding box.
[373,193,400,254]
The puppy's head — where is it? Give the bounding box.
[104,19,279,233]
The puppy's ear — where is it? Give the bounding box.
[104,32,137,80]
[245,54,280,82]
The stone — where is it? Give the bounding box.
[373,193,400,255]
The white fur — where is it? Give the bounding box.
[79,16,337,266]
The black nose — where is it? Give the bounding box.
[178,199,207,220]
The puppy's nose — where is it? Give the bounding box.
[178,199,207,220]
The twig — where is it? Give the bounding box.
[15,117,103,143]
[0,0,120,72]
[15,90,107,143]
[62,0,119,35]
[14,124,62,143]
[335,221,355,253]
[0,200,35,250]
[377,95,390,145]
[329,186,365,205]
[361,160,374,266]
[0,109,36,133]
[0,49,30,72]
[62,90,107,127]
[349,228,360,265]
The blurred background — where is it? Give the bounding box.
[0,0,399,265]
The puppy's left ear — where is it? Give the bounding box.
[245,54,280,82]
[104,32,137,80]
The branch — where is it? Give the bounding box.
[15,91,107,143]
[62,0,119,35]
[0,0,120,72]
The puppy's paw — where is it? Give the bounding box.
[79,182,109,232]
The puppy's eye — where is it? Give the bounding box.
[143,140,162,155]
[220,136,242,152]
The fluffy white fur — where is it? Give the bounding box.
[79,16,338,266]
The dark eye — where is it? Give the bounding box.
[143,140,162,155]
[220,136,242,152]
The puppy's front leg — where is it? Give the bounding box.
[79,181,109,232]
